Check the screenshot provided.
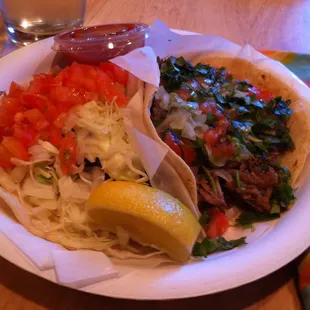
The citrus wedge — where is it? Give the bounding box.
[87,181,201,262]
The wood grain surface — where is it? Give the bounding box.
[0,0,308,309]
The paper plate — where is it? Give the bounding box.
[0,30,310,300]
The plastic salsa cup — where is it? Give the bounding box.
[52,23,149,65]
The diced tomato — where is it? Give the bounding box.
[62,63,98,92]
[59,132,77,175]
[2,137,29,161]
[84,91,99,102]
[22,93,58,122]
[80,65,99,92]
[0,144,14,168]
[14,112,25,123]
[2,97,23,115]
[182,139,197,166]
[96,69,128,106]
[99,62,116,74]
[99,62,129,86]
[13,124,37,146]
[0,106,15,127]
[43,102,58,122]
[83,77,98,93]
[201,102,230,151]
[164,131,182,157]
[35,118,50,131]
[38,130,50,142]
[211,141,235,158]
[248,86,273,102]
[164,132,197,166]
[199,101,218,114]
[204,208,229,238]
[65,62,85,89]
[8,82,24,98]
[53,113,67,129]
[0,126,13,138]
[174,88,191,101]
[203,130,219,146]
[23,108,49,131]
[21,93,48,111]
[100,68,114,81]
[215,115,229,136]
[24,108,45,124]
[257,89,273,102]
[48,126,62,148]
[27,73,55,94]
[49,86,87,110]
[54,67,70,85]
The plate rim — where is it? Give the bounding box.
[0,30,309,300]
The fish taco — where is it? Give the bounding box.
[0,61,209,262]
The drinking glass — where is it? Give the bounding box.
[1,0,86,46]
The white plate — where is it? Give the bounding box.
[0,31,310,300]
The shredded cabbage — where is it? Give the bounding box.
[1,100,155,259]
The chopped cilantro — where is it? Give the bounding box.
[271,182,295,208]
[206,112,218,126]
[192,236,246,257]
[199,212,210,225]
[236,211,280,229]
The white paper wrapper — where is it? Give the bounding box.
[52,250,118,289]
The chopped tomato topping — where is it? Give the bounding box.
[174,88,191,101]
[13,124,37,147]
[2,137,29,161]
[201,102,229,141]
[14,112,25,123]
[0,145,14,168]
[248,87,273,102]
[8,82,24,98]
[96,69,128,106]
[182,139,197,166]
[53,113,67,129]
[23,108,44,123]
[0,62,128,169]
[164,131,182,157]
[203,130,219,146]
[204,208,229,238]
[211,142,235,158]
[199,102,235,158]
[48,126,62,148]
[99,62,129,86]
[59,133,77,175]
[257,89,273,102]
[164,131,197,166]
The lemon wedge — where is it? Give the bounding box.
[87,181,201,262]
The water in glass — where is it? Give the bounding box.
[1,0,86,45]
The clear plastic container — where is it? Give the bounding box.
[52,23,149,64]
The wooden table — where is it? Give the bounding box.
[0,0,308,309]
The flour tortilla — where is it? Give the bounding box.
[144,57,310,210]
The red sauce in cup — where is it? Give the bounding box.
[52,23,149,65]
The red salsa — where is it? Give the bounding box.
[53,23,149,65]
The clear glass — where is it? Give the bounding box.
[1,0,86,46]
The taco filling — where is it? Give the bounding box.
[151,56,296,236]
